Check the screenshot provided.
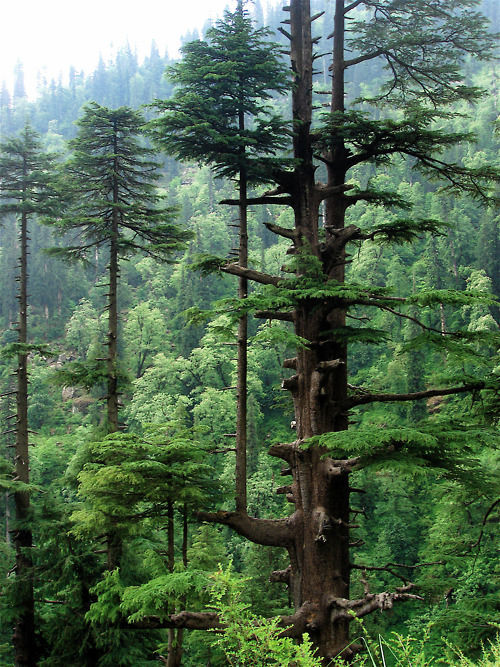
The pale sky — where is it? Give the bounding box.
[0,0,279,99]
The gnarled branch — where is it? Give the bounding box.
[328,584,423,622]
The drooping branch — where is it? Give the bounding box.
[351,560,444,584]
[196,510,293,547]
[343,382,485,410]
[367,301,452,335]
[464,498,500,561]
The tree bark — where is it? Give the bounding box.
[105,122,122,572]
[13,207,36,666]
[274,1,351,658]
[235,111,248,513]
[107,124,120,435]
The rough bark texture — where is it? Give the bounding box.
[274,1,351,657]
[107,122,120,436]
[13,209,36,666]
[235,112,248,513]
[105,124,122,572]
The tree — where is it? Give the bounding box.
[0,124,59,667]
[149,0,289,515]
[49,103,190,439]
[13,61,27,105]
[143,0,498,662]
[75,424,221,667]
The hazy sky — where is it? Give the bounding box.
[1,0,279,98]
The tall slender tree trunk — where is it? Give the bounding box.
[235,119,248,514]
[13,207,37,666]
[107,224,119,435]
[105,127,121,571]
[166,499,183,667]
[234,0,249,514]
[107,128,120,435]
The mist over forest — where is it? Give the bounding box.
[0,1,498,665]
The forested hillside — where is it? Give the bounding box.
[0,1,498,665]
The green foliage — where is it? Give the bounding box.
[148,1,290,182]
[123,302,166,378]
[121,569,210,623]
[47,102,191,262]
[347,1,496,106]
[208,565,322,666]
[51,358,109,391]
[0,342,55,359]
[87,569,125,625]
[330,625,500,665]
[71,424,221,538]
[407,289,498,308]
[0,2,498,663]
[0,123,60,219]
[368,218,449,245]
[302,421,497,488]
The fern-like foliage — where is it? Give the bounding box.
[302,421,498,489]
[71,425,222,539]
[121,569,211,623]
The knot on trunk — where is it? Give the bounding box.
[270,565,292,584]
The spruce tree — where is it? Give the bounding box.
[0,124,59,667]
[141,1,498,661]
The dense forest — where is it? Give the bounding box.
[0,1,498,665]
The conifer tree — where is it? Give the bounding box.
[149,0,289,514]
[49,103,190,442]
[143,1,498,661]
[0,124,59,667]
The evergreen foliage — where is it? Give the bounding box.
[148,1,290,182]
[48,103,189,262]
[0,1,498,664]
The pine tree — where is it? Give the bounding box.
[0,124,59,667]
[142,1,499,662]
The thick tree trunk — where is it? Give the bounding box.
[13,209,37,666]
[278,0,351,659]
